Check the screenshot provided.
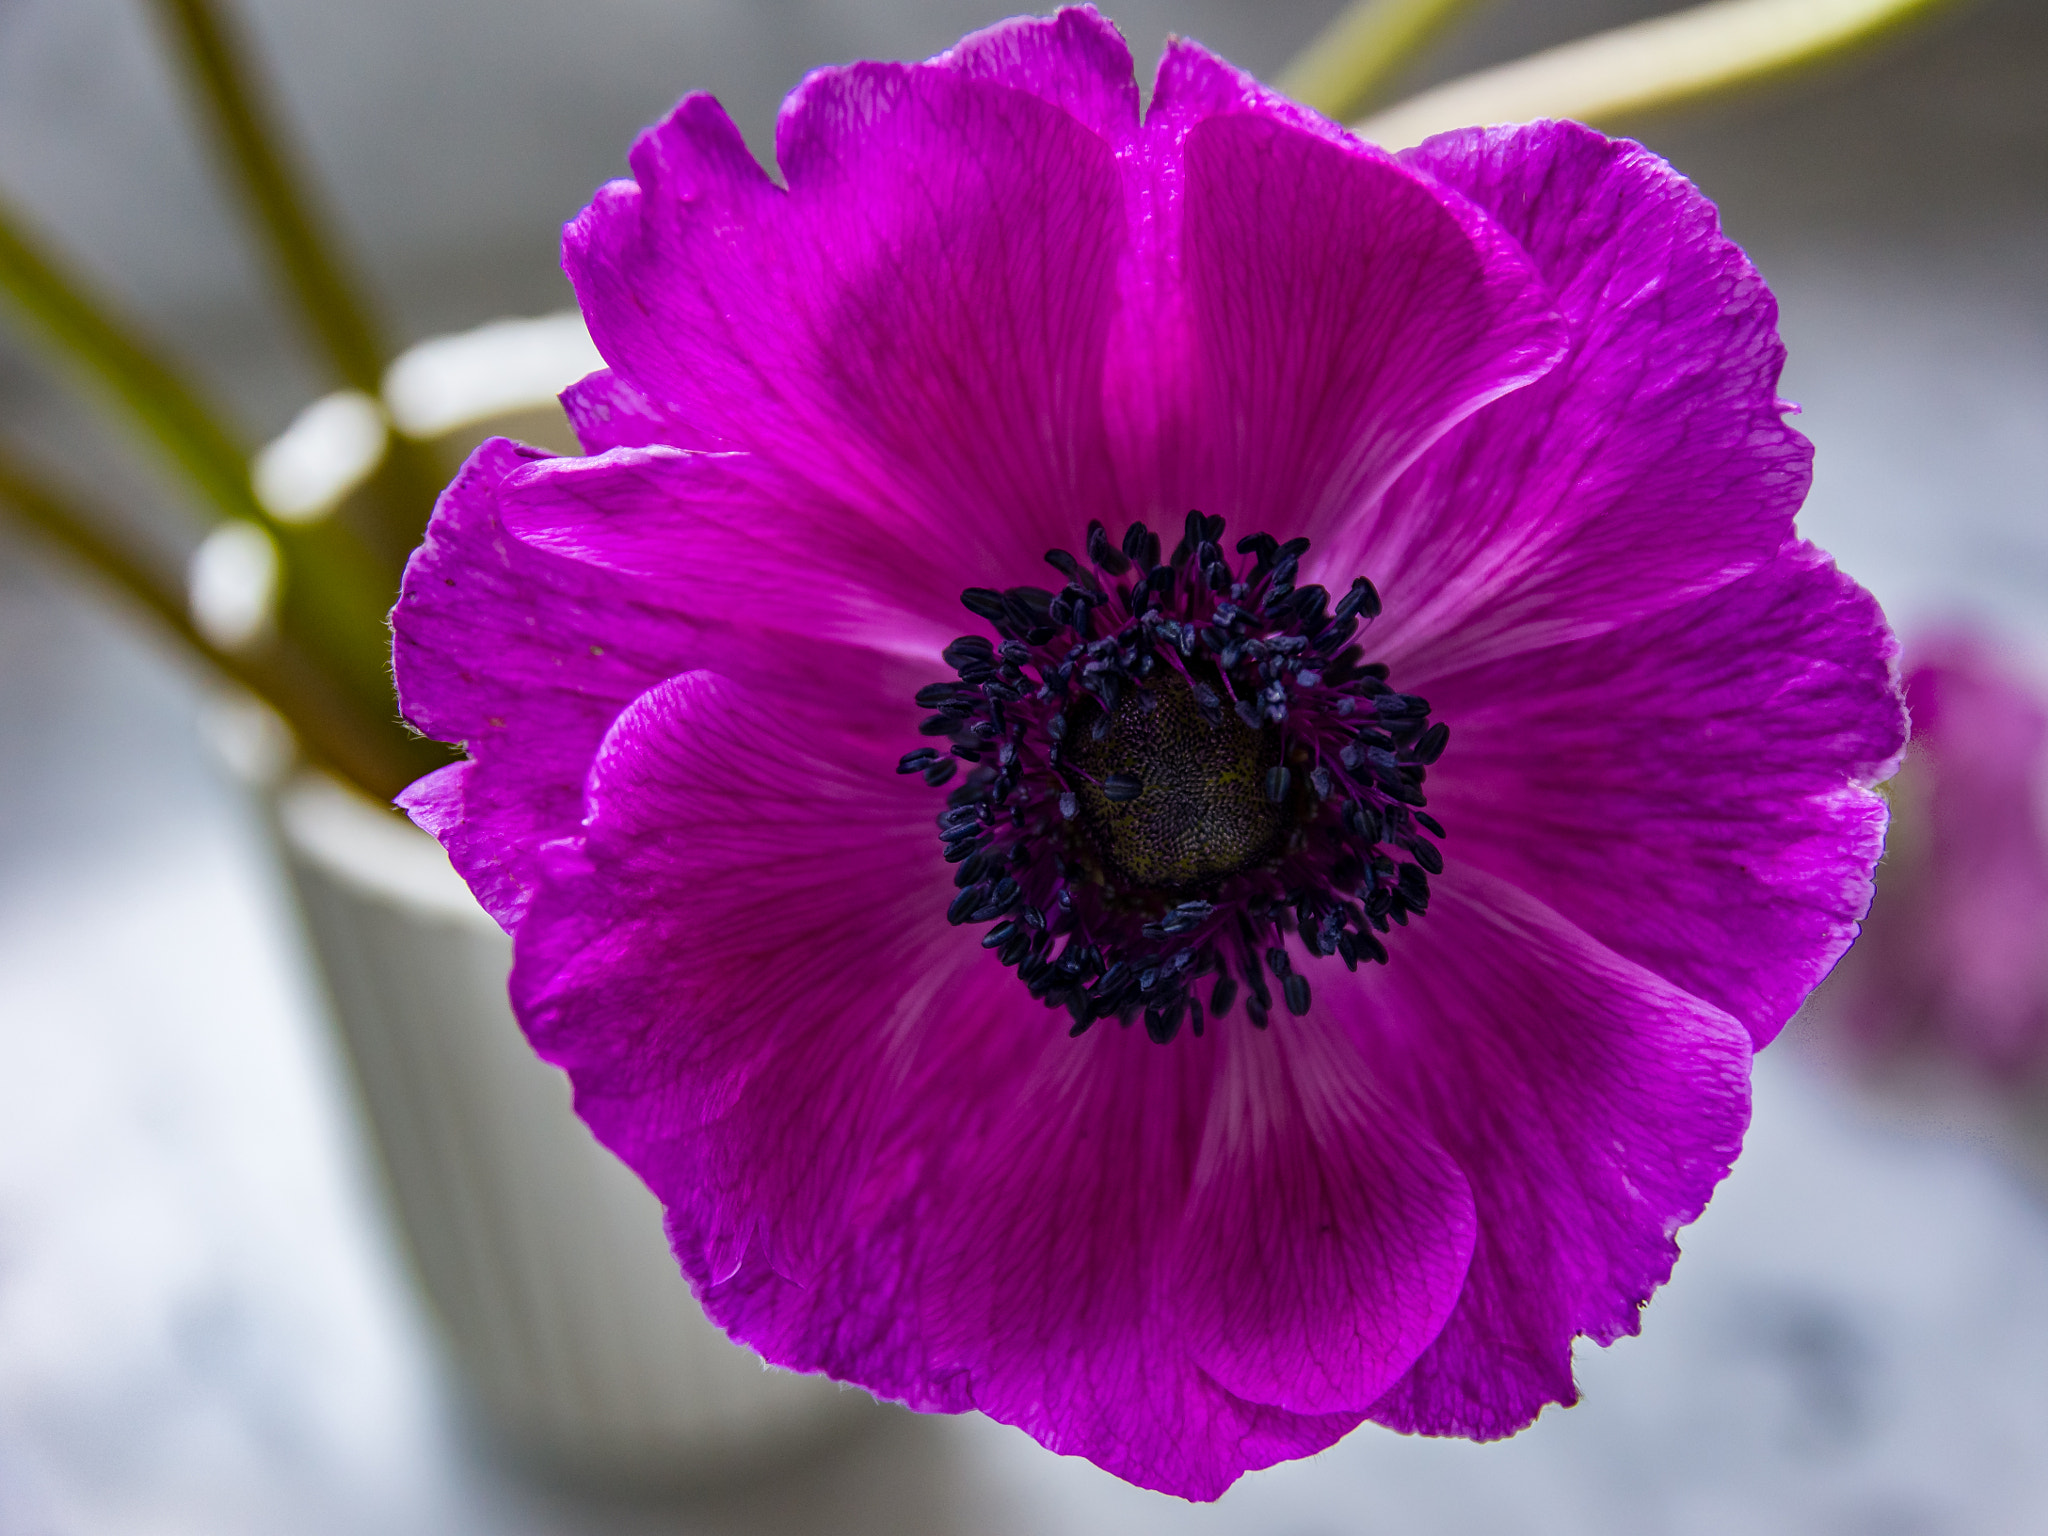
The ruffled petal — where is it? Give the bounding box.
[677,971,1382,1499]
[512,670,1480,1497]
[495,445,958,665]
[1421,541,1903,1047]
[390,439,934,925]
[1175,111,1564,535]
[563,62,1126,573]
[882,991,1434,1497]
[559,368,688,453]
[1146,32,1364,156]
[928,6,1139,147]
[511,670,952,1289]
[391,439,668,925]
[1094,40,1564,531]
[1348,870,1754,1439]
[1172,1019,1474,1416]
[1330,122,1809,677]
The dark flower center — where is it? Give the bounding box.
[896,512,1447,1043]
[1064,670,1284,887]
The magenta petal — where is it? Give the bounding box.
[1328,123,1809,676]
[495,445,957,665]
[1173,1020,1473,1415]
[511,670,1480,1497]
[1424,542,1904,1046]
[1102,46,1566,534]
[390,439,932,925]
[1355,870,1754,1438]
[681,976,1385,1498]
[1147,32,1358,150]
[390,438,667,925]
[928,6,1139,146]
[1172,111,1564,535]
[559,368,688,453]
[564,65,1125,568]
[509,670,954,1281]
[886,995,1399,1496]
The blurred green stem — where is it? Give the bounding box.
[0,445,430,798]
[1353,0,1965,146]
[0,197,403,715]
[144,0,447,567]
[1277,0,1490,120]
[0,196,263,530]
[144,0,387,393]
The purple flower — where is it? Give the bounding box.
[390,9,1904,1499]
[1828,628,2048,1075]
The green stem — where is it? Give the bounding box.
[1275,0,1491,121]
[0,195,261,527]
[0,194,402,692]
[1353,0,1965,147]
[352,435,454,571]
[0,444,432,799]
[144,0,387,392]
[143,0,447,565]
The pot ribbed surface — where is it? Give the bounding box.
[271,773,868,1484]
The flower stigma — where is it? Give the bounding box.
[898,512,1448,1043]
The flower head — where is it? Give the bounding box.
[390,8,1904,1499]
[1826,628,2048,1075]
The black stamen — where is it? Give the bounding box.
[1102,772,1143,803]
[903,513,1445,1042]
[962,587,1008,622]
[1087,519,1131,576]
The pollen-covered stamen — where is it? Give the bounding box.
[901,511,1448,1044]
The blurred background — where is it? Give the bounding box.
[1,0,2046,1531]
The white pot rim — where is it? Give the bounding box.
[276,771,498,931]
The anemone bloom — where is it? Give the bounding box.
[390,8,1904,1498]
[1829,629,2048,1075]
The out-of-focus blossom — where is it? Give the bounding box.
[1830,629,2048,1075]
[389,8,1905,1499]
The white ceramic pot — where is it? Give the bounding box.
[268,770,869,1484]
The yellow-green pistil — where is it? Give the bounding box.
[1067,670,1286,889]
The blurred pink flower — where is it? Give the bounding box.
[1834,629,2048,1074]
